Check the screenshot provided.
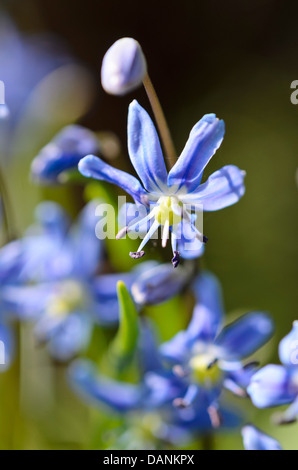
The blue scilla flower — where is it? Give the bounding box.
[69,355,240,447]
[248,322,298,424]
[0,201,142,361]
[159,272,274,422]
[79,100,246,266]
[241,425,282,451]
[31,125,101,184]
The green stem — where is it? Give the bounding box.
[0,165,16,242]
[143,73,177,169]
[202,433,214,451]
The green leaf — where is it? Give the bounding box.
[110,281,139,371]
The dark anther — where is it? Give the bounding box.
[171,251,180,268]
[173,397,188,409]
[243,361,260,370]
[273,412,297,426]
[203,235,208,244]
[207,358,219,370]
[129,251,145,259]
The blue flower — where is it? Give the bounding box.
[101,38,147,96]
[79,100,245,266]
[0,201,139,361]
[159,272,274,419]
[68,355,240,447]
[31,125,101,184]
[248,322,298,424]
[241,425,282,451]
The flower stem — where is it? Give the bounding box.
[202,433,214,451]
[143,73,177,168]
[0,164,16,243]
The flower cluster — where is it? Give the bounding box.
[0,35,294,451]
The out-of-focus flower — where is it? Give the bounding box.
[241,425,282,451]
[69,355,240,448]
[0,15,95,163]
[31,125,101,184]
[101,38,147,96]
[131,261,194,305]
[248,322,298,424]
[159,272,273,422]
[0,201,187,361]
[0,201,132,361]
[79,101,245,266]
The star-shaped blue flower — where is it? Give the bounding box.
[79,100,246,266]
[159,272,274,417]
[248,321,298,424]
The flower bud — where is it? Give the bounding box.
[101,38,147,96]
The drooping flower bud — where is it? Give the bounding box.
[101,38,147,96]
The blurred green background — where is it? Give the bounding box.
[0,0,297,450]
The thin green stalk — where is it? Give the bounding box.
[143,73,177,169]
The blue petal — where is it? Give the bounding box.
[0,322,14,372]
[0,284,52,319]
[0,240,25,284]
[248,365,297,408]
[131,262,190,306]
[215,312,274,361]
[69,200,103,279]
[47,313,92,361]
[128,100,168,193]
[138,320,163,373]
[181,165,246,210]
[31,125,101,184]
[279,321,298,367]
[189,271,225,341]
[78,155,147,204]
[172,218,205,260]
[242,425,282,451]
[34,201,70,239]
[160,331,189,364]
[68,359,142,412]
[168,114,225,191]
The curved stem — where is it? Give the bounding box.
[143,73,177,169]
[0,165,16,242]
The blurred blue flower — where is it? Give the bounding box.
[101,38,147,96]
[0,201,190,361]
[248,321,298,424]
[0,15,72,122]
[241,425,282,451]
[0,200,136,361]
[31,125,101,185]
[159,272,274,421]
[69,355,240,447]
[79,100,245,266]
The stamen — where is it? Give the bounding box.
[173,384,199,409]
[129,251,145,259]
[173,398,188,409]
[207,405,222,429]
[162,219,170,248]
[207,358,219,370]
[171,251,180,269]
[116,226,128,240]
[273,412,297,426]
[136,219,160,252]
[173,365,190,378]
